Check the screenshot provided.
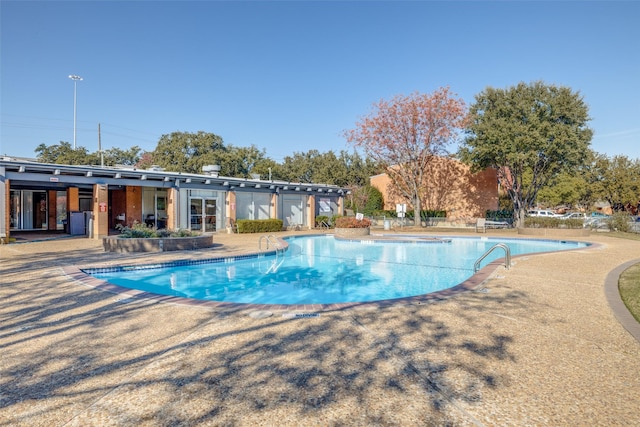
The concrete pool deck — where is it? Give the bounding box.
[1,229,639,426]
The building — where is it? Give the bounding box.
[0,157,347,240]
[370,156,499,220]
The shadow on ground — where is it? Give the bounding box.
[0,239,529,426]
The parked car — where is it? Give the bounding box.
[560,212,587,220]
[590,211,610,218]
[584,213,610,228]
[527,209,560,218]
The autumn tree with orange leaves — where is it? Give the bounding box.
[344,87,468,225]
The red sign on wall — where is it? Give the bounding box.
[99,202,107,212]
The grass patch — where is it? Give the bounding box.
[619,263,640,323]
[602,231,640,241]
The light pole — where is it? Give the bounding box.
[68,74,83,149]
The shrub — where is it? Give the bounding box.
[315,215,331,228]
[608,212,633,232]
[236,219,283,233]
[335,216,372,228]
[116,222,198,238]
[486,210,513,221]
[523,217,583,229]
[375,209,446,219]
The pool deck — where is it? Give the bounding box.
[1,229,639,426]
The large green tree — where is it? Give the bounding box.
[279,149,381,187]
[587,153,640,211]
[35,141,99,165]
[345,87,468,224]
[151,131,226,174]
[35,141,143,166]
[460,81,593,226]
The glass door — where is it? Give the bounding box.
[190,198,203,231]
[189,198,217,232]
[204,199,216,232]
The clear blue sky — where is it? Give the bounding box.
[2,1,639,163]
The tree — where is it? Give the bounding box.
[35,141,143,167]
[152,131,227,174]
[279,149,382,187]
[344,87,468,224]
[587,153,640,211]
[35,141,99,165]
[101,146,143,166]
[460,81,593,226]
[346,184,384,215]
[536,171,588,209]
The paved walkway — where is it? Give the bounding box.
[1,230,639,426]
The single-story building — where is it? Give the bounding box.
[0,157,347,240]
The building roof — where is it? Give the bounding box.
[0,156,348,195]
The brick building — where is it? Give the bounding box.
[370,156,499,220]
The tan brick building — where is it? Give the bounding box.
[370,157,499,220]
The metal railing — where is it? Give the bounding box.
[259,234,281,252]
[474,243,511,273]
[258,234,285,273]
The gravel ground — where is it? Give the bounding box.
[1,229,639,426]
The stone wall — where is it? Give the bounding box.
[103,234,214,253]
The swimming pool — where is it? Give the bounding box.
[88,235,589,305]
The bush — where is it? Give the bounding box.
[116,222,197,238]
[315,215,331,228]
[523,217,583,229]
[335,216,372,228]
[608,212,633,232]
[486,210,513,221]
[236,219,284,233]
[376,209,446,219]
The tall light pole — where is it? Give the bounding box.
[68,74,83,149]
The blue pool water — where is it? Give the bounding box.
[90,235,588,305]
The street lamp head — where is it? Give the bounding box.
[68,74,83,81]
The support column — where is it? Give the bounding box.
[166,187,178,230]
[67,187,79,212]
[307,195,316,230]
[93,184,109,239]
[47,190,57,231]
[271,192,278,219]
[226,191,237,226]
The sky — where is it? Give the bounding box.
[1,1,639,163]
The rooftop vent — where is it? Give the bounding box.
[202,164,221,177]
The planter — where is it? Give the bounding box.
[334,227,370,237]
[103,234,214,253]
[517,227,590,237]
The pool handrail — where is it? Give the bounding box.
[259,234,284,253]
[474,243,511,273]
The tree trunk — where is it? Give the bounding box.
[413,196,421,227]
[516,208,527,228]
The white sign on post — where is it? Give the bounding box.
[356,212,364,220]
[396,204,406,218]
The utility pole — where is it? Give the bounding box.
[98,123,104,167]
[68,75,83,149]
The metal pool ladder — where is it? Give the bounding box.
[474,243,511,273]
[259,234,282,252]
[259,234,285,273]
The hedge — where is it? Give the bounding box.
[236,219,284,233]
[523,217,584,229]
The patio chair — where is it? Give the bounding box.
[476,218,486,233]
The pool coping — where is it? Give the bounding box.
[62,234,600,314]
